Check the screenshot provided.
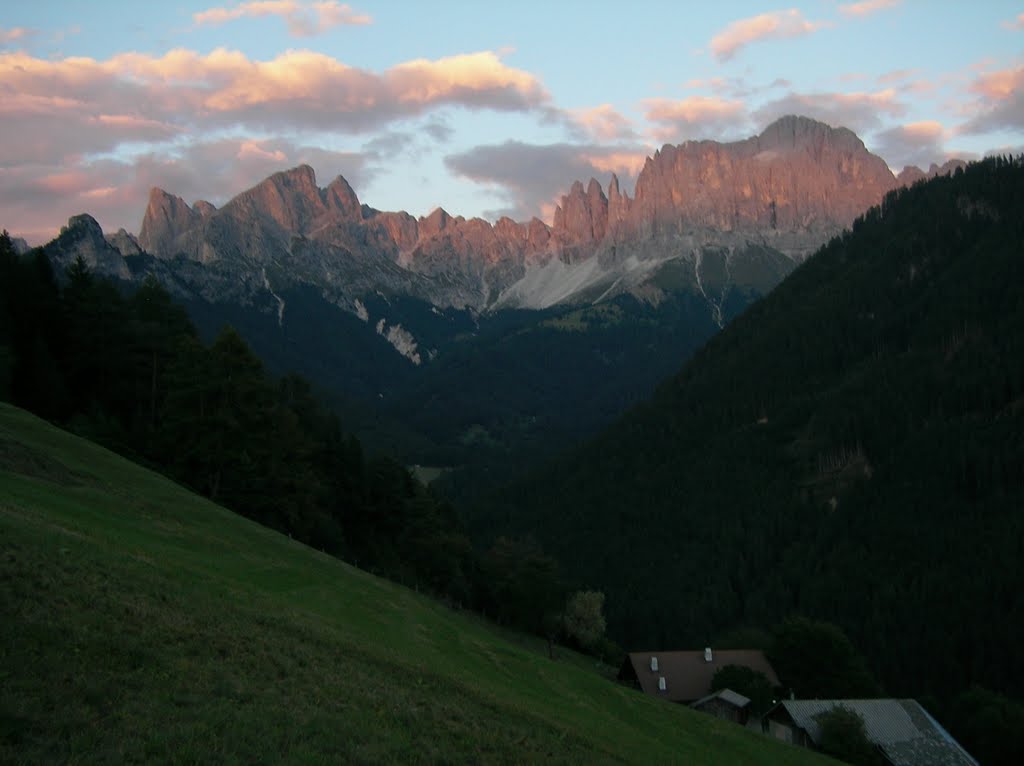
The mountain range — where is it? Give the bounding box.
[36,115,964,464]
[47,116,961,321]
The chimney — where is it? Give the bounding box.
[704,647,713,663]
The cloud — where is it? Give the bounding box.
[194,1,371,37]
[0,26,35,47]
[0,48,549,155]
[446,142,648,222]
[839,0,901,18]
[682,75,789,100]
[959,65,1024,134]
[0,47,552,242]
[0,139,375,245]
[709,9,831,61]
[643,96,747,142]
[0,27,29,43]
[876,68,916,85]
[1001,13,1024,30]
[569,104,637,141]
[870,121,947,169]
[752,88,906,133]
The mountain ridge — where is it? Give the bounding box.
[112,115,959,318]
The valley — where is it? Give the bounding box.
[3,124,1021,765]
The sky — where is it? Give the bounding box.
[2,1,1022,244]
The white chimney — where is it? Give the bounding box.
[704,647,713,662]
[650,656,659,672]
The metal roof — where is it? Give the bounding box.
[690,688,752,710]
[776,699,978,766]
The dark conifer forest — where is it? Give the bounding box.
[473,157,1024,764]
[0,235,582,637]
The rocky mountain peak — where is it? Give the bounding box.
[66,213,105,239]
[271,164,319,191]
[629,115,897,238]
[756,114,865,155]
[193,200,217,219]
[324,175,362,220]
[50,215,129,279]
[11,236,30,255]
[234,164,327,232]
[138,188,198,255]
[897,160,968,187]
[107,228,142,256]
[419,207,452,240]
[553,177,608,245]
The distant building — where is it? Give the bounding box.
[764,699,978,766]
[617,648,780,704]
[689,688,753,725]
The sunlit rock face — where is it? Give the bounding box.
[629,115,896,239]
[47,214,131,280]
[64,117,956,320]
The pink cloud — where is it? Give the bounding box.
[1002,13,1024,30]
[0,26,33,45]
[874,68,935,95]
[870,120,948,169]
[839,0,901,18]
[971,66,1024,100]
[752,88,906,133]
[685,77,729,90]
[709,9,831,61]
[194,1,371,37]
[0,48,549,154]
[960,65,1024,134]
[0,46,552,243]
[643,96,747,141]
[876,68,916,84]
[570,104,637,141]
[579,150,649,179]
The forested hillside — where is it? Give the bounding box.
[478,157,1024,748]
[0,238,484,604]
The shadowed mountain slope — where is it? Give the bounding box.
[480,157,1024,704]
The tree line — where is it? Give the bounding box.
[0,236,613,661]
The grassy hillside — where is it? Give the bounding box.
[0,403,831,765]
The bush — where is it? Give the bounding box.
[814,705,884,766]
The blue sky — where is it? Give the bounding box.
[2,1,1022,243]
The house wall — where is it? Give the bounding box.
[695,698,746,724]
[768,719,796,744]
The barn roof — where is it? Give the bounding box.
[621,649,779,703]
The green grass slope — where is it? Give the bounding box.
[0,403,831,765]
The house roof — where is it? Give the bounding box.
[622,649,780,703]
[691,688,751,710]
[772,699,978,766]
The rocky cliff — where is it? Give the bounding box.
[64,116,958,322]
